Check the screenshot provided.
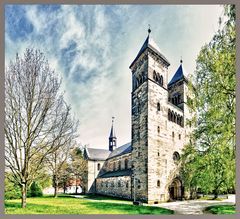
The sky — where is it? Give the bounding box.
[5,4,223,149]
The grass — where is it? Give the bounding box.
[5,195,174,215]
[204,205,236,214]
[198,196,224,201]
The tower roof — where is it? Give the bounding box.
[168,61,188,86]
[109,117,116,138]
[129,32,170,69]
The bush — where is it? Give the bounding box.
[5,174,21,200]
[28,181,43,197]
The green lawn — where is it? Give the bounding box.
[204,205,236,214]
[5,195,174,215]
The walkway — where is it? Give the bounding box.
[149,195,235,215]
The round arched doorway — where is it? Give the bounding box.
[168,178,182,201]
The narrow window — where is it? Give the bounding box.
[179,134,181,140]
[113,162,116,171]
[157,180,160,187]
[157,102,160,111]
[125,159,128,169]
[118,181,121,187]
[160,75,163,86]
[157,126,160,134]
[97,163,100,171]
[172,131,175,138]
[126,181,129,188]
[118,160,121,170]
[158,152,160,156]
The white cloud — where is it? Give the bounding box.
[5,5,223,149]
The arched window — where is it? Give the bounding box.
[170,111,174,121]
[125,159,128,169]
[97,163,101,171]
[157,180,160,187]
[157,126,160,133]
[168,109,171,120]
[178,95,181,104]
[174,96,178,105]
[157,73,160,83]
[172,131,175,138]
[160,75,163,86]
[177,115,180,124]
[118,160,121,170]
[153,71,157,81]
[173,151,180,162]
[175,113,178,123]
[157,102,160,111]
[113,162,116,171]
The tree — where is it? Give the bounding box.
[5,48,78,208]
[45,142,72,198]
[181,5,236,198]
[69,147,87,194]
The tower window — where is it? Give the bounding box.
[157,102,160,111]
[160,75,163,86]
[157,126,160,133]
[172,132,175,138]
[157,180,160,187]
[97,163,101,170]
[179,134,181,140]
[158,152,160,156]
[153,70,157,81]
[137,179,141,189]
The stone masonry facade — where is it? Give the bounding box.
[83,30,193,204]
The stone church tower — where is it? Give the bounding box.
[130,28,192,203]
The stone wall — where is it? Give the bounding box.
[86,160,105,193]
[96,176,132,199]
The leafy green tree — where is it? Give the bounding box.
[181,5,236,199]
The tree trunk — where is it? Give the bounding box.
[21,183,27,208]
[54,180,58,198]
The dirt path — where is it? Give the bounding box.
[149,195,235,215]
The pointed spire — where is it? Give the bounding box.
[148,24,151,35]
[109,117,117,151]
[180,56,183,64]
[109,116,116,138]
[168,59,188,86]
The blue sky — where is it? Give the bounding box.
[5,4,223,149]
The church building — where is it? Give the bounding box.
[83,28,193,204]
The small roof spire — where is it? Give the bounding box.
[109,116,116,138]
[148,24,151,35]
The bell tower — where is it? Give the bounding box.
[109,117,117,151]
[130,27,170,203]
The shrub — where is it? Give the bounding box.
[28,181,43,197]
